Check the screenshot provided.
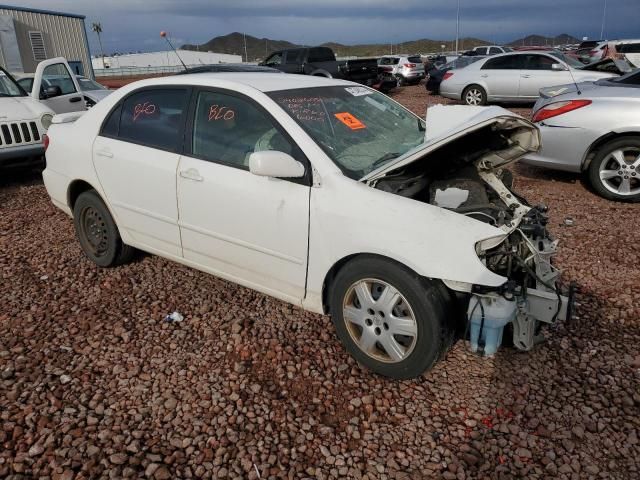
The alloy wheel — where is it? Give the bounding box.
[465,88,483,105]
[342,279,418,363]
[598,147,640,197]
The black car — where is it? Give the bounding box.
[425,56,485,94]
[177,64,281,74]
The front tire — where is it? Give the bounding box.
[462,85,487,106]
[587,137,640,202]
[329,256,447,379]
[73,190,135,267]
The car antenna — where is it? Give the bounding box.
[161,31,188,72]
[566,62,582,96]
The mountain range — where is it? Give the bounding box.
[181,32,581,60]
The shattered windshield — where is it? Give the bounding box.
[268,86,426,179]
[0,69,25,97]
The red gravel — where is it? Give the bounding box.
[1,83,639,479]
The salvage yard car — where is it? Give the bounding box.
[43,73,569,379]
[524,69,640,201]
[440,51,616,105]
[0,66,51,168]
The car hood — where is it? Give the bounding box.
[577,57,632,75]
[361,105,540,183]
[0,96,52,121]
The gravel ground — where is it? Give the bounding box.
[1,83,639,480]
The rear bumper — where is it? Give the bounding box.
[401,71,425,80]
[439,88,462,100]
[521,124,592,173]
[42,167,72,216]
[0,144,45,167]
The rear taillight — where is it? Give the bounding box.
[443,72,454,81]
[403,63,416,68]
[532,100,592,123]
[43,134,50,151]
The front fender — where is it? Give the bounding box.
[305,174,507,312]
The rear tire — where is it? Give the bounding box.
[73,190,135,267]
[587,137,640,202]
[329,256,448,379]
[462,85,487,106]
[395,75,406,87]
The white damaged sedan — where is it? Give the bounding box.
[43,73,569,379]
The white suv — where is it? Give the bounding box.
[471,45,513,56]
[378,55,425,85]
[0,66,53,168]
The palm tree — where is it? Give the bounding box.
[92,22,106,69]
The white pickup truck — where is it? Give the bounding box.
[1,58,86,168]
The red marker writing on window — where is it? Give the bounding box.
[208,105,235,121]
[133,102,156,121]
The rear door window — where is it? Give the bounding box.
[475,47,488,55]
[482,55,523,70]
[115,88,189,152]
[523,55,556,70]
[308,48,335,62]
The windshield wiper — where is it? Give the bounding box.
[372,152,401,169]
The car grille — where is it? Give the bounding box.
[0,121,41,148]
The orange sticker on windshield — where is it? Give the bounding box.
[335,112,366,130]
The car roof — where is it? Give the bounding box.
[124,72,353,92]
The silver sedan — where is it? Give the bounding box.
[439,51,615,105]
[522,69,640,201]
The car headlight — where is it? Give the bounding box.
[40,113,53,130]
[475,235,507,255]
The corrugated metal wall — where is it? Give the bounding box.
[0,8,92,78]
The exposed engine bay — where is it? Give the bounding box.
[368,119,571,354]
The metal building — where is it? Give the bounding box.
[0,4,93,78]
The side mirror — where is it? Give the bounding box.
[249,151,305,179]
[44,85,62,98]
[551,63,568,71]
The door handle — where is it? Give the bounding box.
[69,96,82,103]
[521,74,531,78]
[480,74,488,78]
[95,150,113,158]
[179,168,203,182]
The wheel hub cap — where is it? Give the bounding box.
[342,279,418,364]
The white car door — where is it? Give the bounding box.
[92,87,190,257]
[177,89,310,302]
[32,57,85,113]
[478,54,523,100]
[517,54,573,100]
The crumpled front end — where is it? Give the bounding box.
[367,106,572,355]
[469,170,571,354]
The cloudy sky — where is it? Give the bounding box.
[14,0,639,53]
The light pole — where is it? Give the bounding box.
[455,0,460,55]
[91,22,105,69]
[600,0,607,39]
